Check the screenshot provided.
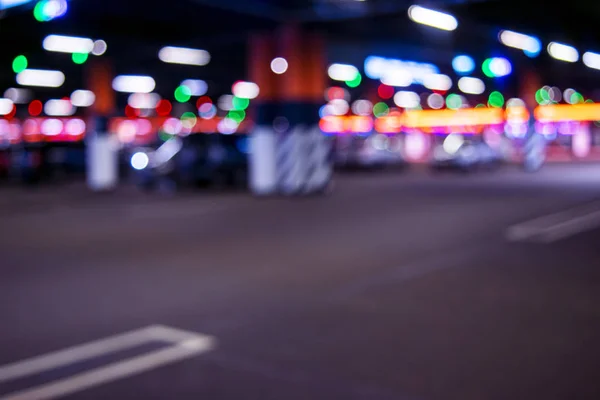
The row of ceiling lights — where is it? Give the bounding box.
[406,4,600,70]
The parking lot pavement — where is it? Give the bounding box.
[2,164,600,399]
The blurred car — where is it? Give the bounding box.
[334,134,406,170]
[430,133,503,172]
[129,134,249,191]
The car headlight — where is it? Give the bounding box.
[131,151,149,170]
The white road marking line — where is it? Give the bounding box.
[0,325,216,400]
[506,200,600,243]
[1,338,215,400]
[0,326,157,383]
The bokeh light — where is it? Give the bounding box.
[232,96,250,110]
[198,103,217,119]
[12,55,28,73]
[174,85,192,103]
[351,99,373,116]
[271,57,288,74]
[34,0,68,22]
[446,94,463,109]
[92,40,108,56]
[72,52,88,64]
[488,91,504,108]
[156,99,172,116]
[346,72,362,88]
[427,93,444,109]
[452,55,475,74]
[378,84,394,99]
[28,100,43,116]
[373,102,389,117]
[228,109,246,123]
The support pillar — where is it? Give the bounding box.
[249,26,331,196]
[85,58,118,191]
[520,69,546,169]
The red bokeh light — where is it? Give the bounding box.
[5,105,17,119]
[28,100,43,116]
[196,96,212,108]
[125,105,139,118]
[326,87,345,101]
[378,84,394,100]
[156,99,172,117]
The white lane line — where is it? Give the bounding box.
[0,325,216,400]
[1,337,214,400]
[506,200,600,243]
[0,326,157,383]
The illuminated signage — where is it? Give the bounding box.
[535,104,600,123]
[403,108,504,128]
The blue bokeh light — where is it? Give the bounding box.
[452,55,475,75]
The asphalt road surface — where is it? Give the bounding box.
[2,164,600,400]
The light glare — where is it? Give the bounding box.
[128,93,161,109]
[583,51,600,70]
[16,69,65,88]
[328,63,359,81]
[394,91,420,108]
[181,79,208,96]
[271,57,288,74]
[70,90,95,107]
[452,55,475,74]
[232,81,260,99]
[4,88,32,104]
[131,152,149,170]
[158,46,210,66]
[44,99,75,116]
[0,99,14,116]
[43,34,94,54]
[547,42,579,62]
[423,74,452,91]
[499,30,542,55]
[92,40,108,56]
[112,75,156,93]
[458,77,485,95]
[408,5,458,31]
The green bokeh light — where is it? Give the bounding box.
[72,52,88,64]
[446,94,462,110]
[232,96,249,110]
[535,89,545,105]
[571,92,584,104]
[475,103,486,108]
[158,130,173,141]
[345,72,362,88]
[181,111,197,123]
[33,1,46,21]
[373,102,389,117]
[488,91,504,108]
[174,85,192,103]
[12,55,28,73]
[585,99,595,103]
[482,58,494,78]
[227,109,246,123]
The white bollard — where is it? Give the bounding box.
[87,131,118,191]
[249,127,278,195]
